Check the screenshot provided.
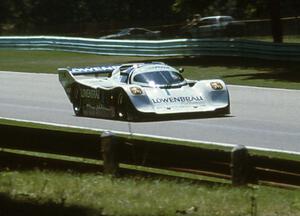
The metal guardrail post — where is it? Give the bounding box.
[101,131,119,176]
[231,145,252,186]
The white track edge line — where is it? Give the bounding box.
[1,117,300,156]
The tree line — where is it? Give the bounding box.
[0,0,299,41]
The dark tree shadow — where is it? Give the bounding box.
[140,56,300,84]
[0,193,99,216]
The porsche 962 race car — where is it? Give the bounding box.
[58,62,230,121]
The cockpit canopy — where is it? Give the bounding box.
[111,63,187,87]
[132,70,185,87]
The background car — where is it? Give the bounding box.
[183,15,245,38]
[100,28,161,39]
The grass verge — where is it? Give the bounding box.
[0,117,99,135]
[0,118,300,161]
[0,50,299,89]
[1,117,299,165]
[0,118,300,215]
[241,35,300,43]
[0,170,300,216]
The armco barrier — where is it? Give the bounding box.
[1,124,300,187]
[0,36,300,61]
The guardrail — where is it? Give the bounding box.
[0,123,300,188]
[0,36,299,61]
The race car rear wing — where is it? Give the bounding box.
[58,65,120,91]
[58,65,120,76]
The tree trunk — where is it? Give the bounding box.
[270,0,283,43]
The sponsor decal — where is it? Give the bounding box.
[81,89,100,99]
[152,96,203,104]
[137,65,174,73]
[71,65,118,74]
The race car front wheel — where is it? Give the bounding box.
[72,87,83,116]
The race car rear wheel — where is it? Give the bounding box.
[116,92,132,121]
[72,87,83,116]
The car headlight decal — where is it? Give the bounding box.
[130,86,143,95]
[210,82,223,90]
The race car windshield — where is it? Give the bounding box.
[133,71,185,86]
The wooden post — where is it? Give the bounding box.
[101,131,119,176]
[231,145,250,186]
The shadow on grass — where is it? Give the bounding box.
[0,152,229,188]
[222,70,300,83]
[147,56,300,84]
[0,193,99,216]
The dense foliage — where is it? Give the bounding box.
[172,0,299,18]
[0,0,299,40]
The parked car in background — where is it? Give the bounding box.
[100,28,161,40]
[183,15,245,38]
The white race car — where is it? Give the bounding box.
[58,62,230,121]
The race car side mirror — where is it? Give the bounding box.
[178,68,184,73]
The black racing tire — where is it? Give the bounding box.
[72,87,83,116]
[216,105,230,116]
[223,105,231,115]
[115,91,133,121]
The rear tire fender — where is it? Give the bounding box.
[114,89,134,121]
[71,85,83,116]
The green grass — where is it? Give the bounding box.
[165,57,300,90]
[0,117,99,135]
[0,170,300,216]
[0,50,164,73]
[1,119,300,215]
[0,50,299,89]
[241,35,300,43]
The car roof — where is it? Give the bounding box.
[112,62,177,77]
[121,27,149,31]
[200,16,233,21]
[132,63,176,75]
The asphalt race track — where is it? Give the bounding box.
[1,71,300,153]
